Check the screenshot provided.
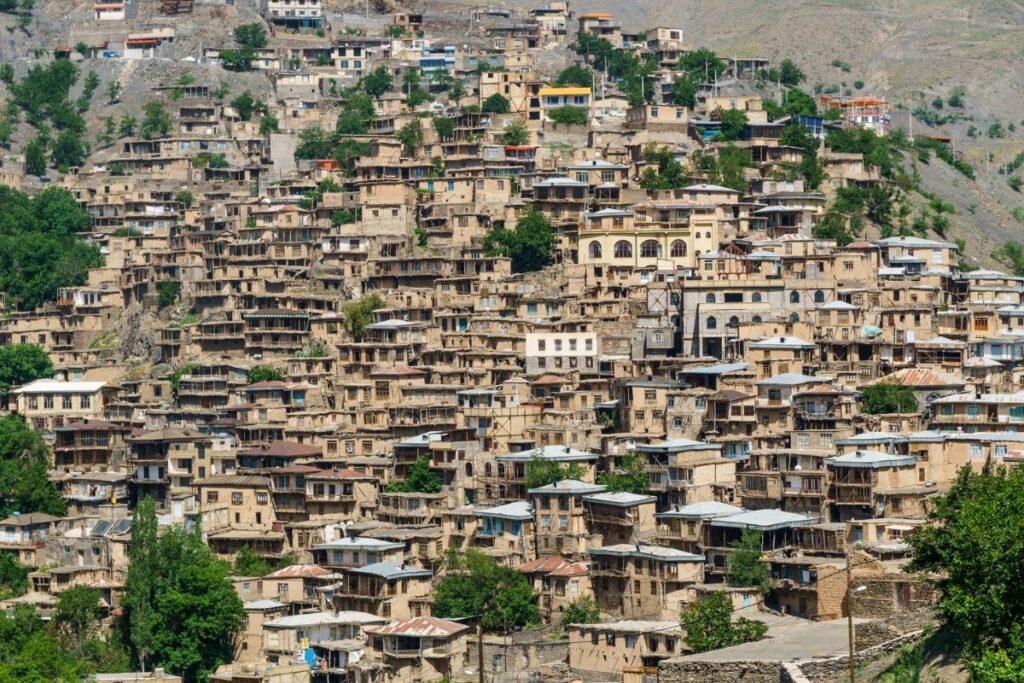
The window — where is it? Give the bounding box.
[706,316,717,330]
[640,240,661,258]
[588,241,602,259]
[752,292,762,303]
[256,492,268,504]
[728,315,739,327]
[231,492,243,505]
[670,239,686,257]
[705,293,716,303]
[80,395,91,409]
[790,291,800,304]
[614,240,632,258]
[62,395,73,410]
[814,290,825,303]
[206,491,219,503]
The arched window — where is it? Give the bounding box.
[705,293,716,304]
[790,291,800,304]
[814,290,825,303]
[640,240,662,258]
[752,292,762,303]
[465,463,473,477]
[670,293,680,306]
[790,312,800,323]
[484,463,493,477]
[728,315,740,327]
[614,240,632,258]
[705,231,712,239]
[752,315,762,323]
[670,239,687,257]
[706,316,718,330]
[588,241,602,259]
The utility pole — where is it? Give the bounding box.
[846,547,855,683]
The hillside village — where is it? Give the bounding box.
[0,1,1023,682]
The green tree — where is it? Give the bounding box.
[670,75,697,107]
[481,93,510,114]
[124,497,158,672]
[524,455,585,489]
[560,594,600,626]
[247,365,285,384]
[678,48,725,81]
[106,80,122,104]
[175,189,193,209]
[715,108,748,141]
[122,500,245,680]
[0,118,14,147]
[777,59,805,86]
[234,22,267,49]
[555,64,593,87]
[230,91,261,121]
[233,546,272,576]
[362,66,393,98]
[597,453,649,494]
[483,209,556,273]
[343,293,384,341]
[259,113,279,135]
[501,121,530,146]
[396,119,422,156]
[0,553,30,598]
[384,454,443,493]
[331,209,356,226]
[727,529,770,592]
[294,126,334,160]
[681,591,768,653]
[53,585,102,656]
[156,280,180,309]
[432,116,456,141]
[992,242,1024,277]
[140,101,172,140]
[0,414,66,518]
[24,134,47,175]
[434,549,539,632]
[780,123,825,189]
[118,114,136,137]
[861,381,918,414]
[547,106,588,126]
[0,343,52,400]
[640,144,686,190]
[908,468,1024,675]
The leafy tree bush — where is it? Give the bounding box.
[640,144,687,190]
[481,93,510,114]
[122,498,245,679]
[560,595,601,626]
[908,467,1024,676]
[681,591,768,653]
[0,553,29,598]
[597,453,649,494]
[0,343,52,400]
[483,209,556,273]
[860,381,918,414]
[670,75,698,107]
[0,185,102,311]
[396,119,422,155]
[384,454,443,493]
[247,365,285,384]
[259,113,279,135]
[555,64,593,87]
[501,121,530,146]
[156,280,180,309]
[678,48,725,81]
[727,529,770,592]
[362,66,393,98]
[140,101,172,140]
[715,108,748,141]
[24,134,47,175]
[234,546,272,576]
[0,414,66,517]
[343,294,384,340]
[524,455,585,489]
[547,106,588,126]
[434,549,540,632]
[432,116,456,141]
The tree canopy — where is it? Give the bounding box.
[481,93,510,114]
[861,381,918,414]
[681,591,768,653]
[596,453,649,494]
[909,467,1024,679]
[726,529,770,592]
[434,549,539,632]
[483,209,556,273]
[560,594,601,626]
[524,455,585,489]
[0,344,52,401]
[384,454,443,493]
[0,415,66,518]
[343,294,385,341]
[0,185,102,311]
[122,499,245,680]
[247,365,285,384]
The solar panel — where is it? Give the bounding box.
[90,520,111,537]
[109,518,132,535]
